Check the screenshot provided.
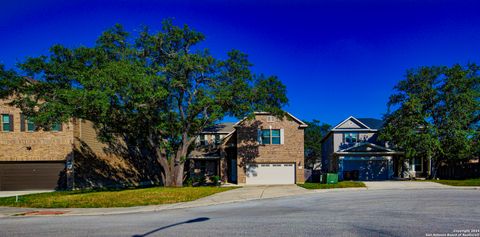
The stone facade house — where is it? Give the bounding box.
[187,112,308,185]
[320,116,429,181]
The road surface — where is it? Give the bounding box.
[1,189,479,237]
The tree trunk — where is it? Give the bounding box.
[151,134,193,187]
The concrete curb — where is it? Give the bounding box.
[0,193,311,218]
[1,186,478,218]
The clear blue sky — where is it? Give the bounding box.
[1,0,480,125]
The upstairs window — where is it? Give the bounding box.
[343,133,358,143]
[51,122,62,132]
[261,129,271,144]
[2,114,12,132]
[27,118,36,132]
[271,129,281,144]
[261,129,282,145]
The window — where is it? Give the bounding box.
[261,129,282,145]
[27,118,36,132]
[261,129,271,144]
[199,135,206,146]
[51,122,62,132]
[344,133,358,143]
[411,158,423,172]
[2,114,11,132]
[271,129,281,144]
[214,134,221,145]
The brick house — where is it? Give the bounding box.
[0,98,162,191]
[187,112,308,185]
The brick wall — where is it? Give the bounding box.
[236,114,305,184]
[0,99,74,162]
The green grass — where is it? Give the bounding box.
[428,178,480,186]
[298,181,366,189]
[0,186,237,208]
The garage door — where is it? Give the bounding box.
[343,160,388,181]
[0,162,65,191]
[246,163,295,185]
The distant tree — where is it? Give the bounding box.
[380,64,480,178]
[0,20,288,187]
[304,120,331,170]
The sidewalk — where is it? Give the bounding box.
[0,190,53,198]
[0,185,314,217]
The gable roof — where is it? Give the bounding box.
[332,116,383,131]
[202,122,235,134]
[321,116,383,143]
[356,118,384,130]
[233,112,308,128]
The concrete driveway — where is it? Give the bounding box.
[364,181,449,190]
[0,190,53,198]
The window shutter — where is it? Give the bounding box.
[9,114,14,132]
[20,114,25,132]
[280,129,284,144]
[257,129,262,144]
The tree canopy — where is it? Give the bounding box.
[304,120,331,170]
[0,20,288,186]
[380,64,480,177]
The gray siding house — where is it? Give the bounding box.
[321,116,425,181]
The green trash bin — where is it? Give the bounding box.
[326,173,338,184]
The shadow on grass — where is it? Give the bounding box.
[132,217,210,237]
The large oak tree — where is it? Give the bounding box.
[380,64,480,178]
[0,20,288,187]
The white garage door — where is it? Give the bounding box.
[246,163,295,185]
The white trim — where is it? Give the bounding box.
[280,128,284,144]
[286,112,308,128]
[338,142,394,153]
[340,156,390,161]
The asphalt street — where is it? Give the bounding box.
[0,189,479,237]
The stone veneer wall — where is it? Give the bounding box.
[236,114,305,184]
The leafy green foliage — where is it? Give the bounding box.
[304,120,331,169]
[380,64,480,177]
[0,20,288,186]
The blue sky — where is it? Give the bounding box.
[1,0,480,125]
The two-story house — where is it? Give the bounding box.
[187,112,308,185]
[0,98,163,191]
[321,116,421,181]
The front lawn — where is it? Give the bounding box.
[429,178,480,186]
[0,186,237,208]
[298,181,366,189]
